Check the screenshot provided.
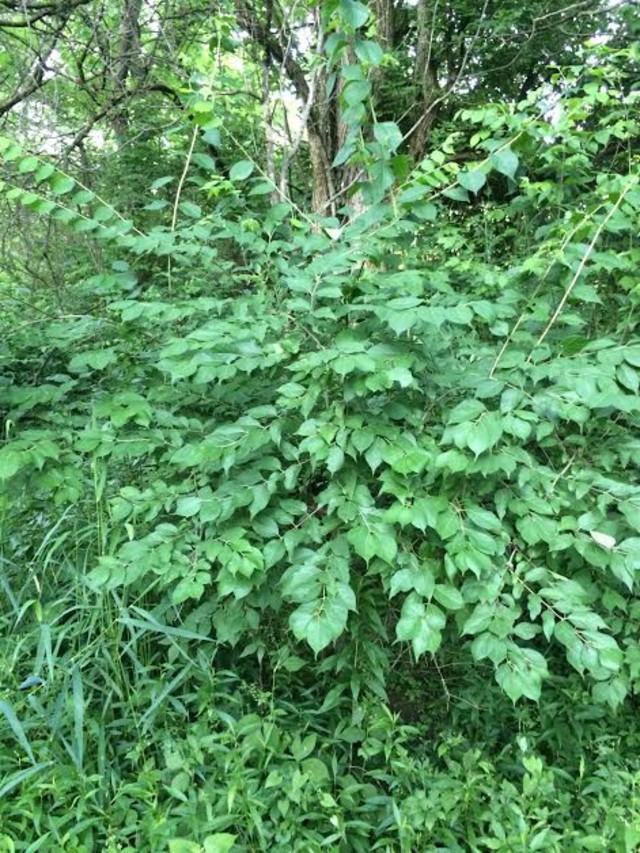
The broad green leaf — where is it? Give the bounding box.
[229,160,254,181]
[249,483,271,517]
[172,573,208,603]
[340,0,370,28]
[591,677,628,709]
[326,445,345,473]
[496,664,537,702]
[17,156,39,173]
[412,201,437,220]
[73,189,95,204]
[179,201,201,218]
[466,413,503,456]
[325,33,348,60]
[617,362,639,393]
[433,584,464,611]
[280,562,321,602]
[589,530,616,549]
[373,122,403,153]
[355,39,384,65]
[333,141,357,167]
[462,603,494,635]
[364,440,385,472]
[203,834,237,853]
[465,505,502,533]
[448,399,487,424]
[343,80,371,106]
[201,127,222,147]
[351,429,375,453]
[490,149,519,179]
[175,496,202,517]
[442,186,469,202]
[69,349,117,372]
[396,594,445,658]
[458,169,486,193]
[168,841,200,853]
[34,163,55,183]
[471,632,507,663]
[389,562,435,599]
[150,175,174,189]
[623,346,640,367]
[49,173,75,194]
[289,595,351,654]
[0,448,24,480]
[348,522,397,563]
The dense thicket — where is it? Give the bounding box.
[1,1,640,850]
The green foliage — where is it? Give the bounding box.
[1,29,640,852]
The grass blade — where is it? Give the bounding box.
[71,665,84,771]
[0,699,36,764]
[0,761,52,797]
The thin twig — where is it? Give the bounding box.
[167,124,198,292]
[529,175,638,357]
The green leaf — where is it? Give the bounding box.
[373,122,403,153]
[203,834,237,853]
[340,0,370,29]
[168,842,200,853]
[471,633,507,663]
[351,429,375,453]
[326,445,345,473]
[34,163,56,183]
[289,594,352,654]
[623,345,640,367]
[249,483,271,517]
[229,160,254,181]
[396,594,445,658]
[412,201,437,220]
[172,574,207,603]
[449,399,487,424]
[462,603,494,635]
[591,677,628,709]
[354,39,384,65]
[280,562,322,603]
[179,201,201,218]
[458,169,486,193]
[49,174,75,195]
[490,149,519,179]
[333,141,357,167]
[389,562,435,598]
[433,584,464,610]
[466,413,503,456]
[69,349,117,372]
[201,127,222,147]
[151,175,174,189]
[364,440,385,472]
[0,700,35,764]
[343,80,371,106]
[0,448,24,480]
[348,522,397,563]
[495,665,534,702]
[442,186,469,202]
[617,362,639,393]
[17,156,39,173]
[0,763,53,799]
[175,496,202,517]
[325,33,348,61]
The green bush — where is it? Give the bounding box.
[1,39,640,851]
